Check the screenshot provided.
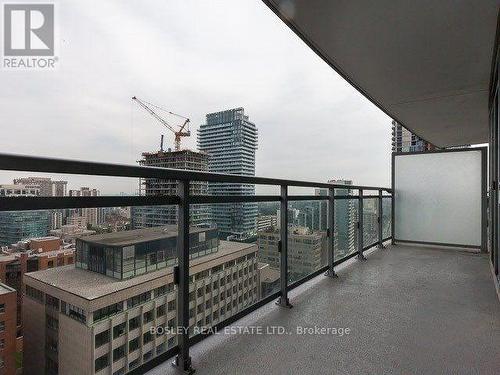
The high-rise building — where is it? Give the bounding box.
[23,233,259,375]
[257,226,326,281]
[68,187,104,227]
[0,210,50,247]
[131,150,210,229]
[12,177,67,197]
[329,179,357,258]
[391,120,435,153]
[198,108,258,241]
[256,215,278,232]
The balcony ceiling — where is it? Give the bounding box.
[264,0,499,147]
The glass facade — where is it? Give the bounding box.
[0,210,50,246]
[75,227,219,279]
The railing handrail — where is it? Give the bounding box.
[0,153,392,191]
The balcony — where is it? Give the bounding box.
[1,146,498,375]
[2,2,500,375]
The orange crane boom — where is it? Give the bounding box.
[132,96,191,151]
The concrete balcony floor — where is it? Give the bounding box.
[148,244,500,375]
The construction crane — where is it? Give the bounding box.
[132,96,191,151]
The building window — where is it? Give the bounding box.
[0,322,5,332]
[127,291,150,308]
[93,302,123,322]
[0,304,4,313]
[129,358,140,369]
[0,339,4,349]
[64,303,86,324]
[113,345,126,362]
[129,316,140,331]
[167,318,175,329]
[143,331,153,344]
[143,310,154,324]
[129,337,140,353]
[113,322,126,339]
[167,300,176,312]
[156,304,166,317]
[143,350,153,362]
[156,343,166,355]
[26,285,44,302]
[45,294,59,310]
[167,337,175,348]
[46,315,58,330]
[95,330,110,348]
[95,354,109,372]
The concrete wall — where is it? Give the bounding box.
[23,297,45,375]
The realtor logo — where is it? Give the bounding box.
[3,3,58,69]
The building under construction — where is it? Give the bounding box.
[131,149,211,228]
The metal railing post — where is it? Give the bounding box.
[276,184,292,308]
[173,180,194,374]
[325,187,338,277]
[358,189,366,260]
[377,190,385,249]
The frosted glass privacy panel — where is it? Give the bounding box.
[394,150,482,246]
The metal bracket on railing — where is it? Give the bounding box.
[276,185,293,308]
[377,190,385,249]
[357,189,366,260]
[325,187,338,278]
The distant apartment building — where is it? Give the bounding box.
[50,211,63,230]
[0,283,17,375]
[131,149,210,229]
[257,226,326,281]
[391,120,435,152]
[50,225,96,244]
[68,188,104,227]
[12,177,67,197]
[256,215,277,232]
[23,233,259,375]
[198,108,258,241]
[0,184,40,197]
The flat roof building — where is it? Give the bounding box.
[23,240,259,375]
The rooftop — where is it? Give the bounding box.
[0,283,16,295]
[25,240,256,300]
[76,225,208,247]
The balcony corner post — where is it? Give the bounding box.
[172,179,195,374]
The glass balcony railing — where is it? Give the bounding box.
[0,153,392,374]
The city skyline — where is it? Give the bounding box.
[0,0,392,196]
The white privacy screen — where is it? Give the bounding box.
[394,150,482,246]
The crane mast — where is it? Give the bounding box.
[132,96,190,151]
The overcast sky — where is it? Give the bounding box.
[0,0,392,195]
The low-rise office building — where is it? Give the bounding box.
[23,236,259,374]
